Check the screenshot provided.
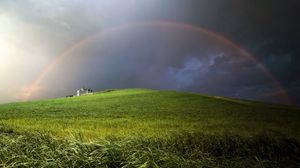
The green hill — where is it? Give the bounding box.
[0,88,299,167]
[1,88,299,140]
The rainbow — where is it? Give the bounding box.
[20,21,292,104]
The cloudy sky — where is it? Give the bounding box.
[0,0,300,105]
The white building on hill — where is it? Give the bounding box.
[77,87,93,96]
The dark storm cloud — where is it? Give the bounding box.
[172,0,300,104]
[1,0,299,105]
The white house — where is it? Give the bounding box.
[77,87,93,96]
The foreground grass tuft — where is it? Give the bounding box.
[0,125,299,168]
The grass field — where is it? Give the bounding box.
[0,88,300,167]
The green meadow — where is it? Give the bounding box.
[0,89,299,167]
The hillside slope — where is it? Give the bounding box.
[0,88,299,141]
[0,89,300,167]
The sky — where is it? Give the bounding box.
[0,0,300,105]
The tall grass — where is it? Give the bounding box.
[0,125,299,167]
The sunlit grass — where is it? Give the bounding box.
[2,117,300,142]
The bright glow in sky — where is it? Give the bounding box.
[0,13,50,103]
